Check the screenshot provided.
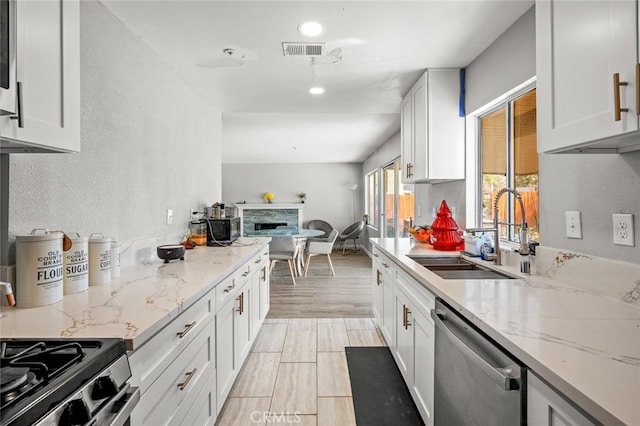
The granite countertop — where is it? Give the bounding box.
[0,239,269,351]
[371,238,640,426]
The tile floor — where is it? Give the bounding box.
[216,318,385,425]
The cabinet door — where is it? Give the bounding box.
[259,263,270,320]
[528,373,596,426]
[382,274,395,348]
[234,285,251,368]
[394,288,413,386]
[372,266,384,323]
[536,0,638,152]
[250,272,261,338]
[215,299,235,415]
[411,75,428,181]
[401,92,414,183]
[412,309,434,426]
[0,0,80,152]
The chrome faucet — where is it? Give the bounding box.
[465,188,529,266]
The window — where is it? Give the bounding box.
[382,159,414,238]
[479,88,539,243]
[365,170,379,228]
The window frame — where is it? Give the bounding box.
[467,78,538,246]
[365,168,379,229]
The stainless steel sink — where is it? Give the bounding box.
[408,256,515,280]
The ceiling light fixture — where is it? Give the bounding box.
[298,22,324,37]
[309,87,325,95]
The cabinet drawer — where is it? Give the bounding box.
[131,326,215,425]
[215,275,239,312]
[396,269,435,317]
[129,291,214,394]
[179,366,216,426]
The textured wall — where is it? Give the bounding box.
[6,1,222,264]
[222,163,362,234]
[540,151,640,263]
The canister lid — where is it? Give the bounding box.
[15,229,63,242]
[89,233,111,244]
[65,232,88,243]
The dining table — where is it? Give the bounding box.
[244,228,326,276]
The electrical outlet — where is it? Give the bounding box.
[190,208,199,221]
[166,209,174,225]
[565,211,582,239]
[613,213,635,246]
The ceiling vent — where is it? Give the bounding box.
[281,42,326,57]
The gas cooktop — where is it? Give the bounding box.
[0,338,128,426]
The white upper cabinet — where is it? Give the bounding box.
[401,69,465,183]
[536,0,640,153]
[0,0,80,153]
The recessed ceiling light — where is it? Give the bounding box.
[298,22,324,37]
[309,87,325,95]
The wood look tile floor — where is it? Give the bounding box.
[217,317,385,426]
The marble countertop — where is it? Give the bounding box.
[371,238,640,426]
[0,239,269,351]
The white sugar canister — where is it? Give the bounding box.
[89,233,111,286]
[63,233,88,295]
[111,237,120,279]
[15,229,64,308]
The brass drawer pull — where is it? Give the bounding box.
[402,305,407,328]
[176,321,196,338]
[177,368,197,391]
[405,307,411,329]
[613,72,629,121]
[376,270,382,286]
[236,292,244,314]
[223,283,235,293]
[254,257,262,264]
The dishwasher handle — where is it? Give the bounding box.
[431,309,520,391]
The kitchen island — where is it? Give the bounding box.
[1,238,271,425]
[0,239,269,350]
[371,237,640,426]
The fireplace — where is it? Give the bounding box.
[233,203,304,236]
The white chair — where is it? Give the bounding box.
[269,235,298,285]
[304,229,339,277]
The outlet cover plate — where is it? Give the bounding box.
[565,211,582,239]
[613,213,635,246]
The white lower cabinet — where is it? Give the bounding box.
[130,246,269,425]
[528,373,596,426]
[371,246,435,426]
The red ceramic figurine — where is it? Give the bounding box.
[430,200,464,251]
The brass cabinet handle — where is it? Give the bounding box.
[261,266,267,282]
[236,293,242,313]
[373,253,379,258]
[223,283,236,293]
[382,262,389,269]
[376,270,382,286]
[405,307,411,329]
[241,292,244,314]
[254,258,261,264]
[177,368,197,391]
[176,321,197,338]
[402,305,407,328]
[636,63,640,115]
[613,73,629,121]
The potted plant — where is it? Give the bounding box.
[297,192,307,203]
[362,214,369,225]
[263,192,274,204]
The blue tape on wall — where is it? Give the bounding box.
[459,68,466,117]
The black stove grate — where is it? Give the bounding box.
[0,338,126,426]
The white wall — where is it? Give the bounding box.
[5,1,222,265]
[222,163,362,234]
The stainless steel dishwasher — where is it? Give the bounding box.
[431,299,525,425]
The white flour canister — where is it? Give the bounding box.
[15,229,64,308]
[89,233,111,286]
[63,233,88,295]
[111,237,120,278]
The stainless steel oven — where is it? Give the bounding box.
[0,0,17,116]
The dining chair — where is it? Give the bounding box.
[268,235,298,285]
[304,229,339,277]
[306,219,334,241]
[337,221,365,254]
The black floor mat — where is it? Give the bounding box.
[345,346,424,426]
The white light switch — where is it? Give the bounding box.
[613,213,634,246]
[565,211,582,239]
[166,209,174,225]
